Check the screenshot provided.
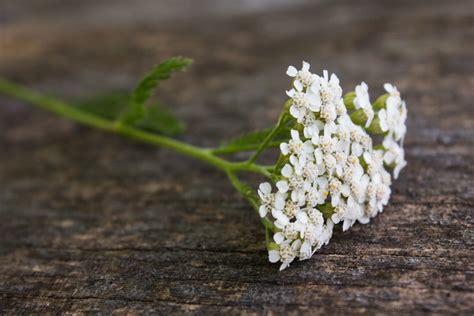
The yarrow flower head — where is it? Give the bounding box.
[1,56,408,272]
[259,61,408,270]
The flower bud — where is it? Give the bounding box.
[372,94,389,110]
[367,116,385,134]
[350,109,368,125]
[343,91,356,110]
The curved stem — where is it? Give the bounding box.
[247,110,288,164]
[226,170,275,235]
[0,78,272,177]
[0,77,277,248]
[210,141,281,155]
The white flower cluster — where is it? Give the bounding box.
[259,62,407,270]
[378,83,408,179]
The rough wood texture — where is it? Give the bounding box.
[1,0,473,314]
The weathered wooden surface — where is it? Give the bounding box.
[1,0,473,314]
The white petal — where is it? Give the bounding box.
[394,160,406,179]
[296,211,308,224]
[310,83,320,94]
[259,205,268,218]
[384,83,394,93]
[272,209,283,219]
[365,114,373,128]
[379,113,388,132]
[384,151,395,164]
[290,129,300,140]
[358,216,370,224]
[274,220,286,230]
[274,193,286,210]
[280,143,289,155]
[276,215,290,227]
[273,232,285,244]
[291,190,299,202]
[326,218,334,230]
[286,66,298,77]
[293,161,303,175]
[276,180,289,193]
[303,141,314,153]
[289,106,300,119]
[308,94,321,111]
[341,184,351,196]
[363,152,372,164]
[317,176,328,188]
[342,219,352,231]
[281,164,293,177]
[297,155,306,168]
[302,61,310,71]
[352,143,363,157]
[315,120,325,130]
[323,70,329,80]
[292,239,302,250]
[259,182,271,195]
[299,241,312,260]
[279,262,289,271]
[269,250,280,263]
[331,213,340,224]
[289,154,299,166]
[294,80,303,92]
[314,148,323,164]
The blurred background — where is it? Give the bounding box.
[2,0,472,145]
[1,0,473,314]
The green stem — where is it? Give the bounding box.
[226,170,275,234]
[0,77,279,249]
[247,109,288,164]
[210,141,282,155]
[0,78,271,177]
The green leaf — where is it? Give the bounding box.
[213,126,292,155]
[71,91,128,119]
[137,102,185,135]
[131,56,193,105]
[120,57,193,125]
[71,91,185,135]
